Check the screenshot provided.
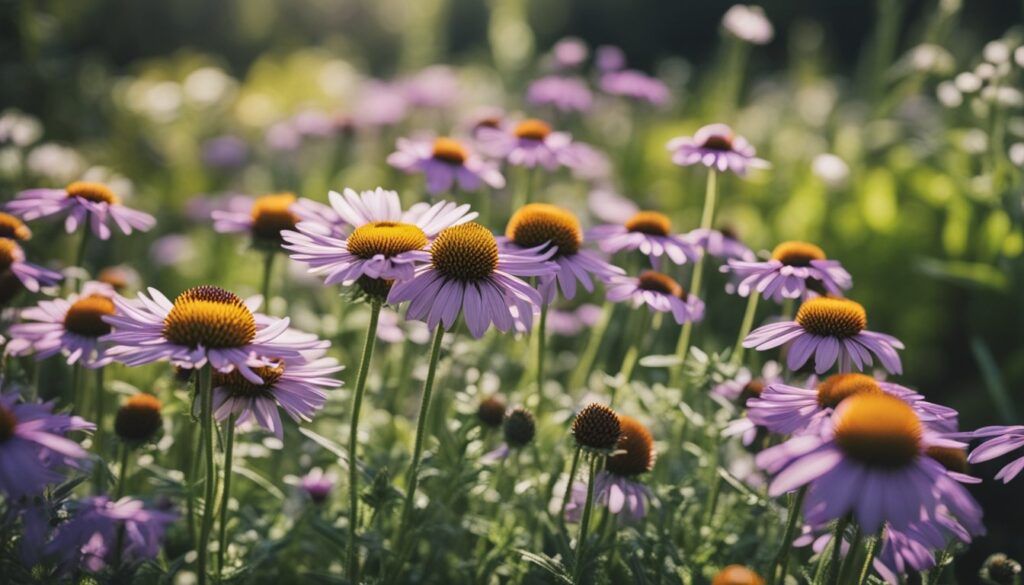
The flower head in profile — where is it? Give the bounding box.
[687,227,755,262]
[0,238,62,296]
[527,76,594,113]
[300,467,337,504]
[599,69,671,106]
[567,415,655,524]
[387,222,557,338]
[475,118,578,171]
[102,285,327,383]
[7,181,155,240]
[212,354,342,438]
[756,393,983,536]
[0,394,93,497]
[212,192,304,247]
[388,136,505,195]
[606,271,704,325]
[503,203,622,304]
[743,297,904,374]
[589,209,699,266]
[722,5,774,45]
[47,496,176,572]
[722,241,852,302]
[7,281,118,368]
[283,188,477,288]
[667,124,768,176]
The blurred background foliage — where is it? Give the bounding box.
[1,0,1023,568]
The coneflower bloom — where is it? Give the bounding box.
[114,393,164,445]
[747,373,957,436]
[715,362,783,446]
[212,192,302,247]
[588,210,699,266]
[567,415,655,523]
[0,394,93,497]
[47,496,176,572]
[963,425,1024,483]
[743,297,904,374]
[387,222,557,338]
[686,227,755,261]
[6,281,118,368]
[756,393,983,535]
[387,136,506,195]
[503,203,622,303]
[599,69,671,106]
[7,182,155,240]
[0,211,33,241]
[721,241,852,302]
[0,238,62,293]
[526,76,594,113]
[282,187,477,286]
[666,124,768,176]
[475,118,577,170]
[212,355,343,438]
[605,271,704,325]
[300,467,337,504]
[482,406,537,462]
[101,285,327,383]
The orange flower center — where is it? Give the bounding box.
[624,211,672,236]
[771,241,827,267]
[606,415,656,477]
[64,295,116,337]
[430,223,499,282]
[212,364,285,398]
[66,181,120,205]
[816,373,883,409]
[0,239,19,272]
[162,286,257,349]
[431,137,469,165]
[834,394,922,469]
[0,212,31,241]
[346,222,429,259]
[505,203,582,256]
[637,270,684,298]
[513,118,552,141]
[796,297,866,338]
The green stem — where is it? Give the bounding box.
[768,486,807,585]
[70,229,90,292]
[93,366,106,494]
[780,298,796,321]
[558,447,582,524]
[572,456,599,584]
[826,516,850,585]
[217,414,236,580]
[535,303,548,410]
[261,251,276,311]
[837,523,863,585]
[569,303,613,392]
[394,325,446,578]
[856,531,881,585]
[347,301,382,583]
[670,170,717,387]
[197,365,215,585]
[731,292,760,366]
[113,443,130,568]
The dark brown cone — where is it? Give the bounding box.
[606,415,656,477]
[477,395,506,429]
[571,403,621,451]
[114,394,163,443]
[502,407,535,447]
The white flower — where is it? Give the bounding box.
[722,5,773,45]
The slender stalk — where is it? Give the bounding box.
[347,301,382,583]
[856,532,880,585]
[826,516,850,585]
[217,414,236,579]
[780,298,796,321]
[113,443,130,567]
[394,325,446,577]
[569,303,613,392]
[670,170,718,387]
[558,447,582,523]
[768,485,807,585]
[197,365,216,585]
[69,229,90,293]
[731,292,760,366]
[261,251,276,311]
[93,366,107,493]
[535,303,548,409]
[572,456,599,584]
[837,524,864,584]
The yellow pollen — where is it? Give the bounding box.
[0,405,16,442]
[66,181,120,205]
[834,393,922,469]
[926,446,969,474]
[624,211,672,236]
[430,222,499,282]
[0,239,19,272]
[212,364,285,398]
[702,133,734,151]
[0,212,31,241]
[505,203,582,256]
[250,193,298,241]
[162,286,257,349]
[771,241,827,267]
[346,222,429,259]
[431,137,469,165]
[637,270,684,298]
[796,297,867,338]
[64,295,116,337]
[514,118,552,140]
[816,373,882,409]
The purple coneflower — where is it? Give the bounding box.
[387,222,557,338]
[476,118,577,171]
[212,355,342,438]
[606,271,704,325]
[687,227,755,261]
[6,281,118,368]
[963,425,1024,483]
[722,4,774,45]
[503,203,622,304]
[756,393,983,535]
[0,394,93,497]
[666,124,768,175]
[743,297,904,374]
[399,65,460,109]
[7,181,155,240]
[551,37,588,69]
[352,80,408,128]
[717,363,783,447]
[527,76,594,113]
[588,210,699,266]
[282,187,477,287]
[212,192,303,247]
[566,415,655,523]
[596,45,626,72]
[300,467,337,504]
[101,285,327,383]
[0,238,62,294]
[599,69,671,106]
[722,241,852,302]
[387,136,505,195]
[47,496,176,572]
